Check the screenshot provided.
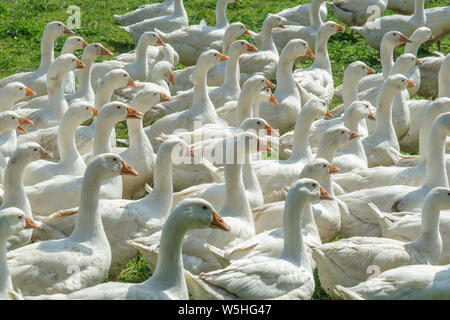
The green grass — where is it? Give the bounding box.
[1,0,449,299]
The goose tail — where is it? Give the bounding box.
[350,26,363,33]
[118,25,130,33]
[333,285,364,300]
[368,202,392,236]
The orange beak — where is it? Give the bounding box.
[25,87,37,97]
[329,164,340,174]
[40,150,54,160]
[156,37,166,46]
[265,79,276,89]
[269,92,278,105]
[159,92,171,102]
[348,130,361,140]
[127,78,137,88]
[244,27,251,35]
[219,54,229,61]
[415,59,423,66]
[126,106,143,119]
[91,107,99,117]
[169,73,175,85]
[16,117,34,133]
[320,187,334,200]
[64,26,75,35]
[24,216,39,229]
[76,60,86,69]
[336,24,345,33]
[120,160,138,176]
[265,123,279,137]
[100,46,114,57]
[407,80,416,88]
[366,66,376,75]
[82,40,88,48]
[399,34,412,43]
[247,43,258,52]
[429,34,435,41]
[305,47,315,58]
[325,109,333,119]
[210,210,230,231]
[368,111,376,121]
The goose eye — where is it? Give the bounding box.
[341,131,345,134]
[19,87,23,90]
[117,106,121,109]
[34,148,38,151]
[393,33,397,36]
[85,107,89,110]
[322,102,326,106]
[257,121,261,125]
[154,93,157,96]
[95,45,98,48]
[78,39,81,42]
[323,164,327,168]
[12,117,15,120]
[202,205,208,210]
[123,74,127,77]
[113,158,117,161]
[214,54,217,56]
[18,216,22,220]
[72,59,75,62]
[312,183,317,187]
[448,192,450,196]
[402,80,405,82]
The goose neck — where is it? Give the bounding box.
[313,31,331,73]
[0,92,17,111]
[222,52,241,94]
[343,74,360,108]
[380,41,397,78]
[261,23,279,54]
[372,87,397,139]
[412,0,426,24]
[315,139,340,163]
[215,0,230,28]
[237,89,258,125]
[173,0,185,15]
[76,55,94,98]
[242,154,261,196]
[190,71,217,118]
[423,124,449,188]
[57,117,82,164]
[438,63,450,98]
[2,156,28,209]
[289,109,315,161]
[92,117,115,156]
[46,77,68,119]
[38,29,56,72]
[0,240,13,297]
[276,52,296,91]
[94,81,115,111]
[405,39,422,57]
[310,0,324,28]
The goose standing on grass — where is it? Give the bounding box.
[293,22,346,105]
[15,54,85,132]
[22,103,98,186]
[185,179,326,300]
[338,112,450,238]
[7,154,138,297]
[1,143,52,250]
[24,102,142,216]
[351,0,426,51]
[0,22,75,96]
[0,83,36,156]
[145,50,228,149]
[266,0,327,54]
[312,186,450,299]
[33,199,229,300]
[90,32,165,89]
[33,138,193,280]
[276,1,327,26]
[259,39,314,134]
[424,5,450,52]
[154,0,241,66]
[114,0,175,26]
[328,0,387,27]
[0,208,38,300]
[60,36,88,94]
[240,14,286,83]
[119,0,188,43]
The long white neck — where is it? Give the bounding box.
[46,67,69,119]
[38,29,56,72]
[0,238,13,298]
[405,38,423,57]
[172,0,185,16]
[221,51,241,95]
[57,116,84,165]
[316,138,342,163]
[242,153,262,200]
[423,123,449,188]
[220,163,253,227]
[92,117,116,156]
[310,0,324,28]
[222,31,236,55]
[69,168,109,244]
[76,54,94,98]
[2,156,32,216]
[276,50,299,99]
[0,93,19,111]
[143,211,188,299]
[215,0,230,28]
[94,81,116,110]
[371,86,399,148]
[289,108,316,162]
[343,73,362,109]
[411,0,426,25]
[237,90,259,125]
[341,115,368,163]
[134,40,149,78]
[438,60,450,98]
[280,193,312,270]
[261,22,279,55]
[380,41,397,78]
[190,65,218,120]
[312,30,332,74]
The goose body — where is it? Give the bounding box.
[114,0,175,26]
[329,0,387,27]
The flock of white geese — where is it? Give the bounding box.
[0,0,449,300]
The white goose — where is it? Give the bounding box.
[90,32,164,88]
[0,83,36,157]
[312,186,450,299]
[259,39,315,134]
[351,0,426,51]
[60,36,88,94]
[24,102,142,216]
[276,1,327,26]
[0,22,75,96]
[328,0,387,27]
[425,5,450,52]
[293,22,346,105]
[7,154,137,296]
[1,143,52,250]
[34,137,192,280]
[387,0,430,14]
[114,0,175,26]
[119,0,188,43]
[338,111,450,238]
[154,0,240,66]
[0,208,37,300]
[33,199,229,300]
[145,50,228,149]
[22,102,98,186]
[15,54,85,132]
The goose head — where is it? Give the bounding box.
[197,49,229,70]
[281,39,314,60]
[152,61,175,85]
[170,198,229,232]
[156,136,194,165]
[225,22,251,39]
[255,87,278,105]
[97,101,143,125]
[137,31,165,48]
[100,69,136,91]
[11,142,53,164]
[390,53,422,75]
[382,31,412,47]
[424,187,450,211]
[131,87,171,114]
[317,21,345,39]
[264,14,287,30]
[48,54,85,81]
[0,111,33,134]
[300,158,340,184]
[64,101,98,125]
[239,117,278,137]
[345,61,376,83]
[242,75,276,95]
[409,26,434,45]
[0,82,36,106]
[83,43,114,60]
[229,40,258,57]
[0,207,38,241]
[287,178,334,204]
[303,98,333,119]
[383,74,416,96]
[45,21,75,37]
[87,153,138,180]
[320,126,360,150]
[62,36,88,53]
[345,101,376,123]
